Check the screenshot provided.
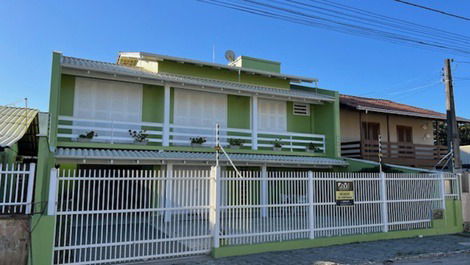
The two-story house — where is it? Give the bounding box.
[340,94,469,168]
[48,51,347,172]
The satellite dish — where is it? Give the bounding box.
[225,50,236,62]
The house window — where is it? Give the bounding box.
[173,88,227,128]
[173,88,227,145]
[258,99,287,132]
[73,77,143,141]
[361,122,380,141]
[74,77,143,122]
[397,125,413,143]
[293,103,310,116]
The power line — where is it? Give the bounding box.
[200,0,470,56]
[394,0,470,22]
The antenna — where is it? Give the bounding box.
[224,50,236,62]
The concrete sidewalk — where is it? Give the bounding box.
[130,234,470,265]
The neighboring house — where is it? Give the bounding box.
[340,94,469,168]
[0,106,42,164]
[48,51,346,170]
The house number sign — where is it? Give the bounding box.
[335,181,355,206]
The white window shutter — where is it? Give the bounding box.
[258,99,287,132]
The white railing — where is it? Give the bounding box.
[57,116,326,152]
[57,116,164,144]
[0,163,36,214]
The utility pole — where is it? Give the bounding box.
[443,58,461,172]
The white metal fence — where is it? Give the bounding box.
[0,163,36,214]
[50,167,460,265]
[51,168,212,265]
[218,171,459,246]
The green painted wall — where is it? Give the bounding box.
[48,52,62,150]
[0,143,18,164]
[227,95,250,129]
[313,91,340,158]
[286,102,314,134]
[157,61,290,89]
[212,199,463,258]
[30,136,56,265]
[236,56,281,73]
[142,84,164,123]
[59,75,75,116]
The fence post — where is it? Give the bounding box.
[47,168,58,216]
[164,163,174,222]
[439,172,446,210]
[209,166,221,248]
[25,163,36,214]
[261,165,268,217]
[379,172,389,232]
[308,171,315,239]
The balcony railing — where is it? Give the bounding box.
[57,116,326,153]
[341,140,447,168]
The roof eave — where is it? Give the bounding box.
[61,60,334,103]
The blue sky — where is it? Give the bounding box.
[1,0,470,117]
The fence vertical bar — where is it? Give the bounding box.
[308,171,315,239]
[379,172,389,232]
[164,163,174,222]
[209,166,221,248]
[439,172,446,210]
[261,165,268,218]
[48,167,58,215]
[25,163,36,214]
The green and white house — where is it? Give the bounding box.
[28,51,463,265]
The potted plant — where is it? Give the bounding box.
[306,142,322,153]
[78,131,97,142]
[190,137,206,148]
[228,138,244,149]
[273,138,282,151]
[129,130,148,144]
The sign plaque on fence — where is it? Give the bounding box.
[335,181,354,206]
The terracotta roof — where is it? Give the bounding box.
[340,94,469,122]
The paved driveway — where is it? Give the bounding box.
[132,234,470,265]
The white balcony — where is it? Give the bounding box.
[57,115,326,153]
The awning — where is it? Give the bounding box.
[55,148,349,167]
[0,106,38,147]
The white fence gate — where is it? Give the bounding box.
[52,168,212,265]
[51,168,460,265]
[0,163,36,214]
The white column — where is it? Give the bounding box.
[308,171,315,239]
[379,172,389,232]
[164,163,174,222]
[251,96,258,150]
[439,172,447,210]
[261,165,268,217]
[25,163,36,214]
[209,166,221,248]
[162,84,171,147]
[47,168,58,216]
